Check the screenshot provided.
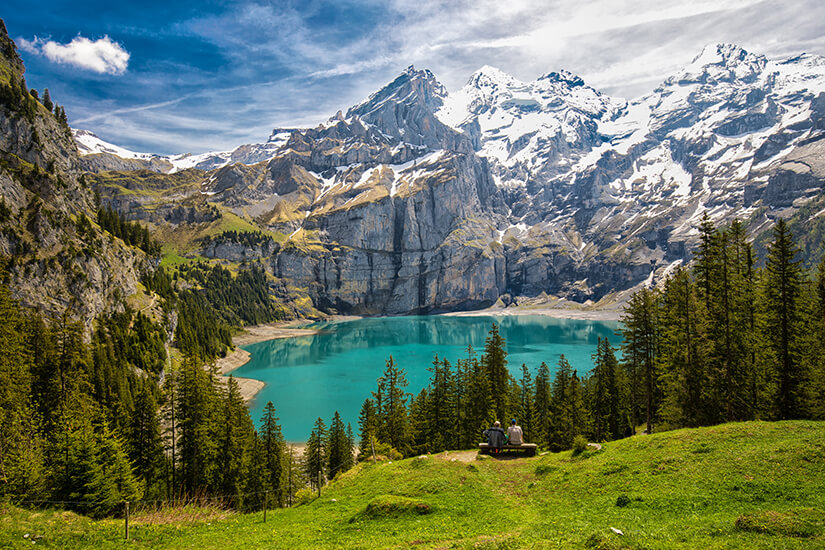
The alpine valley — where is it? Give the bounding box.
[9,16,825,318]
[73,44,825,317]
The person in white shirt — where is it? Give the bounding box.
[507,418,523,445]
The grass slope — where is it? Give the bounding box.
[2,421,824,549]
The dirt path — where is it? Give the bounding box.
[433,450,478,463]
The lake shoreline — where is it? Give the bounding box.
[216,320,330,403]
[220,306,622,403]
[440,304,623,321]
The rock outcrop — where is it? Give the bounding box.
[0,19,149,331]
[79,44,825,316]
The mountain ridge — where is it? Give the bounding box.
[77,42,825,314]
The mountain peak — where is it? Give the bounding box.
[689,43,752,68]
[346,66,447,120]
[670,42,767,86]
[468,65,517,88]
[538,69,585,87]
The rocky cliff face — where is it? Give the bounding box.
[0,20,149,330]
[79,44,825,315]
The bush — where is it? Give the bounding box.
[615,494,631,507]
[572,435,589,455]
[294,487,315,506]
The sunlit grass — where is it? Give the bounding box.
[1,421,823,549]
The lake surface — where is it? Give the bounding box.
[235,315,622,441]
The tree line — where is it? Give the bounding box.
[620,215,825,433]
[96,204,162,257]
[349,216,825,459]
[2,216,823,516]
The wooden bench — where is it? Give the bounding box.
[479,443,537,456]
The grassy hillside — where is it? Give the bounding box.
[2,421,824,549]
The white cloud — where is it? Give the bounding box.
[18,35,130,75]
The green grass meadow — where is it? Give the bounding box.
[2,421,824,549]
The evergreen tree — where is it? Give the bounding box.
[127,383,163,497]
[259,401,286,506]
[482,323,509,421]
[657,267,710,427]
[177,354,219,493]
[304,417,326,489]
[517,363,534,442]
[621,287,659,433]
[326,411,352,478]
[357,398,378,457]
[591,338,626,440]
[806,255,825,419]
[217,376,254,504]
[84,421,143,518]
[408,389,430,455]
[764,219,806,419]
[464,347,493,446]
[533,362,551,447]
[424,356,456,451]
[548,355,573,451]
[0,276,46,498]
[42,88,53,112]
[372,356,410,455]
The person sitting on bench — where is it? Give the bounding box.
[483,421,506,453]
[507,419,523,445]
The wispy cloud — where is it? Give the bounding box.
[17,0,825,155]
[18,35,130,75]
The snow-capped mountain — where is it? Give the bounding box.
[87,45,825,313]
[437,66,622,187]
[73,128,298,173]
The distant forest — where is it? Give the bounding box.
[1,215,823,515]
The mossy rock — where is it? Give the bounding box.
[355,494,433,521]
[735,508,825,538]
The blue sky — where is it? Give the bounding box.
[4,0,825,155]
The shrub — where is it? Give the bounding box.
[294,487,315,506]
[572,435,589,455]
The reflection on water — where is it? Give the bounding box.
[236,315,621,441]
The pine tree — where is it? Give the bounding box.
[424,356,455,451]
[357,398,378,457]
[591,338,626,440]
[84,421,143,518]
[517,363,534,442]
[345,423,355,469]
[533,362,551,447]
[127,384,163,496]
[764,219,806,419]
[304,417,326,489]
[806,255,825,419]
[0,276,46,498]
[217,376,254,503]
[482,323,509,421]
[548,355,573,451]
[177,354,219,493]
[42,88,53,112]
[326,411,352,478]
[373,356,410,455]
[408,389,430,455]
[621,287,659,433]
[259,401,286,506]
[657,267,710,427]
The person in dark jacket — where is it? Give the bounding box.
[483,421,507,453]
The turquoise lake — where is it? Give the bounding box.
[235,315,621,441]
